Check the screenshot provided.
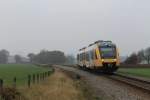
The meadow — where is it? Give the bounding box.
[118,68,150,78]
[0,64,51,86]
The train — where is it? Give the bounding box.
[77,40,120,73]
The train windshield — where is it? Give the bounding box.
[100,46,116,59]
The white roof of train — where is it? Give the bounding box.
[78,40,116,53]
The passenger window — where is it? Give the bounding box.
[91,51,93,60]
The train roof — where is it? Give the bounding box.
[94,40,112,44]
[78,40,116,51]
[99,42,116,47]
[79,47,87,51]
[88,43,95,47]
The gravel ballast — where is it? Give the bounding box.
[55,65,150,100]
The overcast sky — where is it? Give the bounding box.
[0,0,150,56]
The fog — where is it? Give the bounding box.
[0,0,150,56]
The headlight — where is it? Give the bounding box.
[114,59,117,61]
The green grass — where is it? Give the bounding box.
[118,68,150,78]
[0,64,51,86]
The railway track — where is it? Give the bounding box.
[107,73,150,93]
[60,65,150,93]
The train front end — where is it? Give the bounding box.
[99,41,120,72]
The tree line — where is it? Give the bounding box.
[124,47,150,64]
[0,49,29,64]
[28,50,76,64]
[0,49,76,64]
[0,49,9,64]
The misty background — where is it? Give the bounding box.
[0,0,150,57]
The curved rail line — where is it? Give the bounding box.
[61,65,150,93]
[107,73,150,93]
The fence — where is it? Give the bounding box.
[0,70,53,89]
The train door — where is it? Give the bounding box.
[95,47,103,68]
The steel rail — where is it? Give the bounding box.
[107,73,150,93]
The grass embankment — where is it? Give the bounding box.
[118,68,150,78]
[20,69,100,100]
[0,64,51,86]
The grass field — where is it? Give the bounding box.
[0,64,51,86]
[118,68,150,78]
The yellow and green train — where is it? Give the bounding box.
[77,40,120,73]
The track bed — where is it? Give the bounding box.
[55,65,150,100]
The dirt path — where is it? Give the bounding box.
[56,65,150,100]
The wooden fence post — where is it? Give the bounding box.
[46,72,47,77]
[40,73,42,80]
[13,77,16,88]
[37,74,39,83]
[44,72,45,78]
[44,72,46,78]
[33,74,35,84]
[28,75,31,88]
[48,71,51,76]
[0,79,3,90]
[43,73,44,80]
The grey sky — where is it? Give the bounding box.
[0,0,150,56]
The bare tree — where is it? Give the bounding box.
[137,50,145,63]
[145,47,150,64]
[0,49,9,64]
[124,53,138,64]
[15,55,22,63]
[66,55,76,65]
[28,53,35,63]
